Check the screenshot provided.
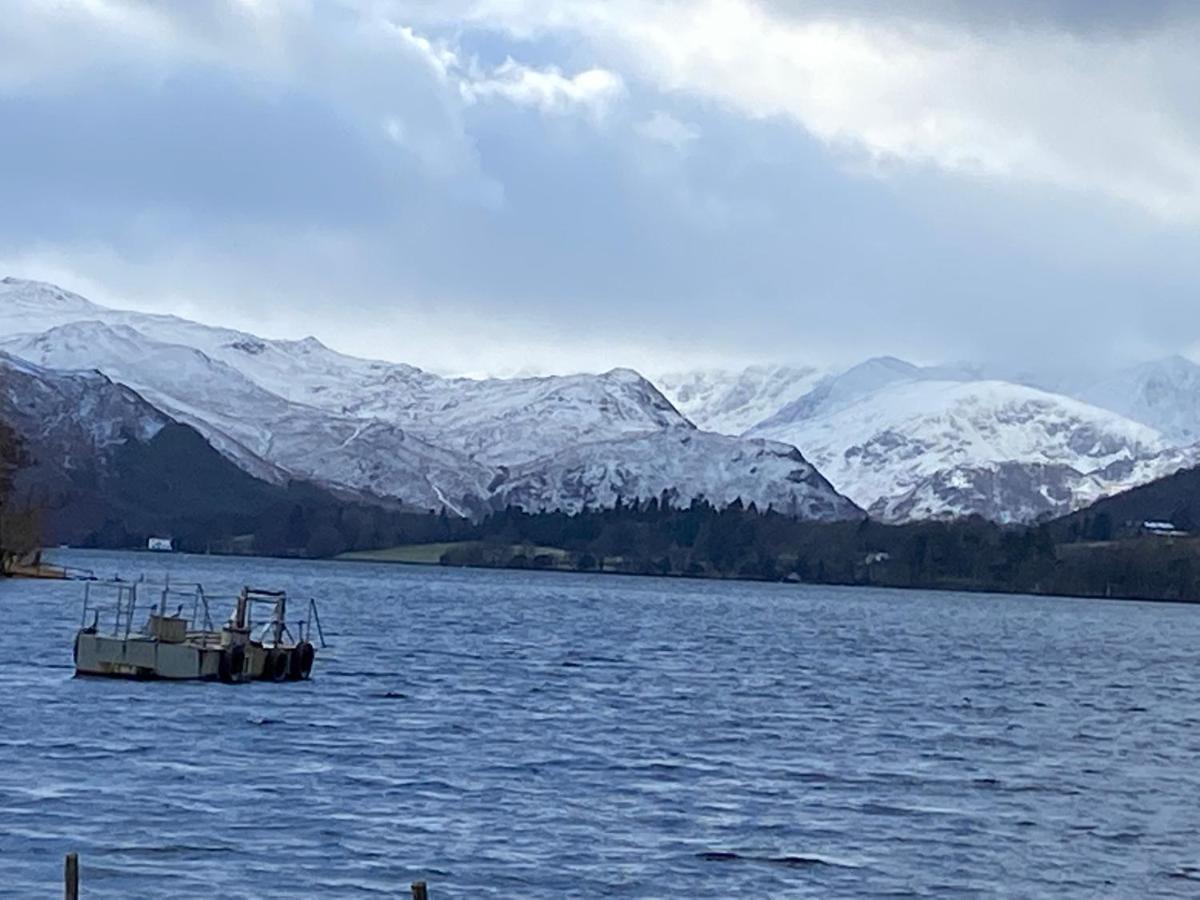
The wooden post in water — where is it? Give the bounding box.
[411,881,428,900]
[64,853,79,900]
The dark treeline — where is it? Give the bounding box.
[440,495,1200,603]
[81,484,474,560]
[0,419,38,560]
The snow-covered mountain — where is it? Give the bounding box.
[0,278,860,520]
[2,321,290,484]
[1068,356,1200,446]
[746,377,1196,522]
[0,321,497,514]
[493,429,860,519]
[654,365,829,435]
[658,357,986,438]
[13,275,1197,526]
[747,357,985,433]
[653,350,1200,523]
[871,454,1198,525]
[0,279,687,466]
[0,350,443,549]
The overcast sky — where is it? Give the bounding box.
[2,0,1199,376]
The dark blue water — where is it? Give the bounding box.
[3,550,1200,897]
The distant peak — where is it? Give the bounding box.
[1156,353,1199,370]
[603,366,649,383]
[281,335,330,353]
[857,355,918,372]
[0,277,103,311]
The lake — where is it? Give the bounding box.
[2,550,1200,897]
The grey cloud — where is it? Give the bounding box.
[1,2,1199,376]
[762,0,1199,34]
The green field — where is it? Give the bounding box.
[337,541,570,565]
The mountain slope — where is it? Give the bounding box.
[0,278,857,520]
[1051,462,1200,539]
[745,356,989,434]
[0,278,689,466]
[2,321,289,483]
[1068,356,1200,446]
[493,429,862,519]
[0,351,479,552]
[749,379,1185,522]
[0,322,496,515]
[655,365,829,435]
[0,352,290,545]
[0,350,170,479]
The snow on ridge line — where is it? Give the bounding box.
[0,278,857,521]
[493,428,863,520]
[0,281,698,466]
[10,276,1200,524]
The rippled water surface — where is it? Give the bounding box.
[3,550,1200,897]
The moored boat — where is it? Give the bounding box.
[73,581,325,683]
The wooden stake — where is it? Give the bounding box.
[411,881,428,900]
[64,853,79,900]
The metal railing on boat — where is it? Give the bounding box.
[79,579,327,649]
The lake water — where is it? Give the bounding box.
[2,550,1200,897]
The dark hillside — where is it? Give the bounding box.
[0,354,470,556]
[31,422,471,554]
[1051,465,1200,542]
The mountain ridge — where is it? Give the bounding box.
[660,358,1200,523]
[0,278,860,521]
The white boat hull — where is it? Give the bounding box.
[73,631,314,682]
[74,632,223,680]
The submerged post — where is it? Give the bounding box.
[64,852,79,900]
[411,881,428,900]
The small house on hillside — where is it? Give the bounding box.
[147,537,174,552]
[1141,521,1189,538]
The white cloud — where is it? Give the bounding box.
[12,1,1200,218]
[637,111,700,148]
[462,58,624,118]
[399,0,1200,220]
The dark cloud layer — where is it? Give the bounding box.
[766,0,1199,34]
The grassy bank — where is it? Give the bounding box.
[339,541,572,567]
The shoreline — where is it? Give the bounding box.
[333,552,1200,607]
[31,544,1198,608]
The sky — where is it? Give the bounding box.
[2,0,1199,376]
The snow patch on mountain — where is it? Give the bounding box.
[655,365,829,435]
